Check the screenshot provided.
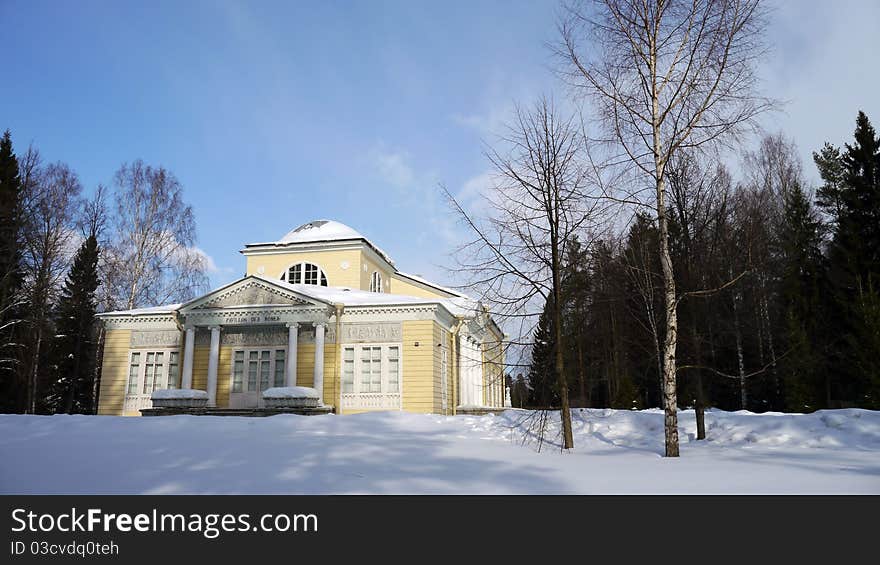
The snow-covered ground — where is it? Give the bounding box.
[1,408,878,494]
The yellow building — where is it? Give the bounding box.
[96,220,507,416]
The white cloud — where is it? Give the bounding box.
[373,150,416,190]
[457,170,497,216]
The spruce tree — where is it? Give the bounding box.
[527,300,558,407]
[814,111,880,407]
[47,233,100,414]
[0,130,24,412]
[776,181,825,410]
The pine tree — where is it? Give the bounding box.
[46,233,101,414]
[0,130,24,412]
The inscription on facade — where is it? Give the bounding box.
[224,314,283,325]
[130,330,181,348]
[341,322,402,343]
[221,327,288,347]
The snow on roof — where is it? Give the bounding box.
[395,271,468,298]
[246,219,395,266]
[278,220,364,244]
[97,303,182,317]
[98,275,483,320]
[265,276,481,317]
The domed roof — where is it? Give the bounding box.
[247,219,394,266]
[277,220,364,244]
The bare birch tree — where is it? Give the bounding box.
[445,97,606,449]
[558,0,772,456]
[20,157,83,413]
[105,160,209,310]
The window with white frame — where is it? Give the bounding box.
[281,262,328,286]
[341,344,401,395]
[126,350,180,396]
[231,348,287,393]
[370,271,383,293]
[440,348,448,411]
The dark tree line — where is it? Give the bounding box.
[0,130,209,414]
[522,112,880,414]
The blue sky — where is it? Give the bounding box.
[2,0,878,290]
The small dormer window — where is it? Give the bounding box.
[370,271,383,293]
[282,263,328,286]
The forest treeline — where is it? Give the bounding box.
[511,112,880,413]
[0,132,208,414]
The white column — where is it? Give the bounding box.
[286,322,299,387]
[472,338,483,407]
[207,326,220,406]
[181,326,195,389]
[313,322,325,405]
[459,335,473,407]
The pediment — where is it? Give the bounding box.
[180,277,327,311]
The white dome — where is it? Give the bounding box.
[277,220,364,244]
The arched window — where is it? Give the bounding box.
[281,263,328,286]
[370,271,383,293]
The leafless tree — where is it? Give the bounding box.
[20,156,83,413]
[558,0,773,456]
[105,160,209,310]
[445,97,608,449]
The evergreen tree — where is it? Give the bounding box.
[0,130,24,412]
[527,300,558,407]
[814,111,880,406]
[776,181,825,410]
[46,233,100,414]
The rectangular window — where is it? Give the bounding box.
[232,351,244,392]
[168,352,179,389]
[127,352,141,394]
[248,351,259,392]
[260,350,271,391]
[359,346,382,392]
[387,346,399,392]
[127,349,178,397]
[274,350,285,387]
[142,352,164,394]
[441,348,448,410]
[342,347,355,393]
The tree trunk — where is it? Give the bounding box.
[692,324,706,440]
[28,328,42,414]
[91,326,105,414]
[658,189,680,457]
[576,333,586,408]
[733,290,747,410]
[551,234,574,449]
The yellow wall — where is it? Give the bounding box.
[360,255,394,293]
[97,329,132,415]
[246,249,364,289]
[190,345,210,393]
[400,320,440,413]
[244,245,459,301]
[98,319,495,416]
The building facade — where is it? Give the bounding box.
[96,220,506,416]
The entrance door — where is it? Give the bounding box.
[229,348,286,408]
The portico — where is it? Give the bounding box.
[178,321,329,408]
